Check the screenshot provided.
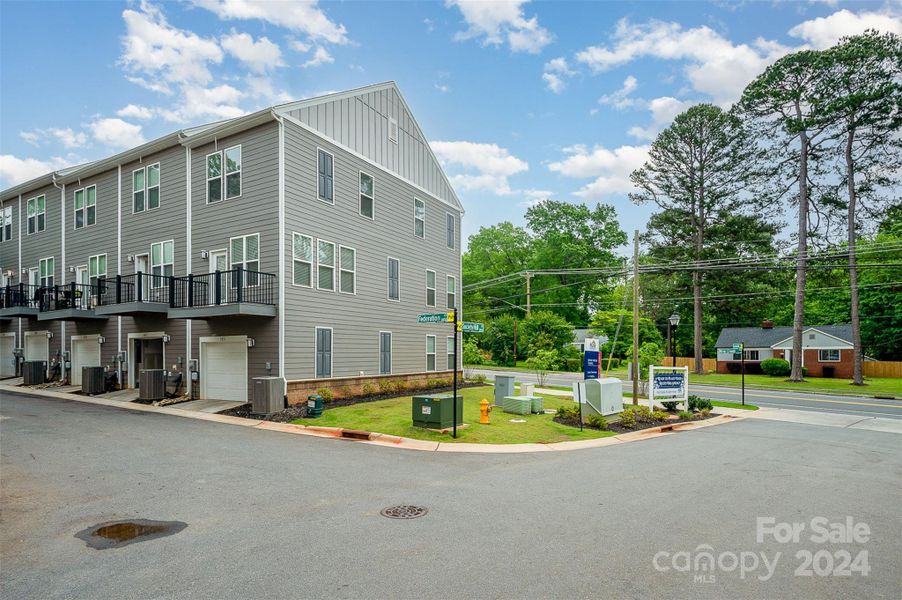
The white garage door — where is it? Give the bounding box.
[0,335,15,378]
[201,339,247,402]
[71,337,102,386]
[25,333,49,363]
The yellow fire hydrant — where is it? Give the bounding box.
[480,399,490,424]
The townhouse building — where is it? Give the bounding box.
[0,82,463,402]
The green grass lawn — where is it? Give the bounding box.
[711,400,759,411]
[688,372,902,397]
[293,385,615,444]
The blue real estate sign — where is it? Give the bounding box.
[583,351,600,379]
[653,372,685,397]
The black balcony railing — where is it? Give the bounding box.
[98,272,171,306]
[39,282,102,312]
[171,268,275,308]
[1,284,43,309]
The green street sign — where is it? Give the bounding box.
[461,322,485,333]
[417,313,448,324]
[732,343,743,352]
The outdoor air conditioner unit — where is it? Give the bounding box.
[23,360,47,385]
[138,369,166,401]
[252,376,286,415]
[81,366,106,395]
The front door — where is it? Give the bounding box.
[135,254,149,300]
[75,266,88,308]
[209,250,227,304]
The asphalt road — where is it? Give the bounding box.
[472,368,902,420]
[2,389,901,599]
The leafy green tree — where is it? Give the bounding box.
[462,338,484,365]
[520,310,573,355]
[525,348,564,386]
[484,314,520,366]
[588,309,663,360]
[462,222,532,318]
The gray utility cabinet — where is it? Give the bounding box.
[23,360,47,385]
[253,377,286,414]
[494,375,516,406]
[81,367,106,395]
[138,369,166,401]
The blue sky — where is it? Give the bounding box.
[2,0,900,249]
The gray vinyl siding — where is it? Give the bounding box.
[285,86,458,211]
[0,195,19,270]
[20,183,62,286]
[283,118,461,380]
[64,168,119,281]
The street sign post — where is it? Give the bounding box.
[417,313,450,324]
[461,322,485,333]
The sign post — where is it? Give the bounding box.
[649,365,689,411]
[452,308,458,438]
[732,342,745,406]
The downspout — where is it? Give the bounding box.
[185,145,192,371]
[273,111,286,390]
[52,174,66,380]
[17,194,22,349]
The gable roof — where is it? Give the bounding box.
[715,325,853,348]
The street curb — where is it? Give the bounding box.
[0,383,745,454]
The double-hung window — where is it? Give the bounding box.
[380,332,392,375]
[387,257,400,301]
[74,186,96,229]
[133,164,160,212]
[446,213,455,249]
[151,241,173,288]
[359,171,374,219]
[339,246,356,294]
[292,233,313,287]
[317,240,335,291]
[426,335,436,371]
[447,275,456,309]
[819,349,840,362]
[447,337,455,370]
[414,198,425,238]
[27,195,45,234]
[317,149,334,203]
[1,206,12,241]
[231,233,260,286]
[88,254,107,288]
[426,270,436,307]
[39,257,54,288]
[207,146,242,203]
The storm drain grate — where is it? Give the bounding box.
[380,505,428,519]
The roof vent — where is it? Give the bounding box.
[761,320,774,329]
[388,117,398,143]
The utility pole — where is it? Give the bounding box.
[632,230,639,406]
[525,272,532,315]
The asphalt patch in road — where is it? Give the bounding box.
[75,519,187,550]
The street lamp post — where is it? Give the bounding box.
[668,312,680,367]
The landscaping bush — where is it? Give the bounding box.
[635,405,654,423]
[587,414,609,430]
[662,401,680,411]
[607,357,621,369]
[564,357,582,372]
[652,410,670,422]
[394,380,408,394]
[556,404,580,421]
[699,408,711,418]
[362,383,377,396]
[316,387,334,402]
[468,373,487,385]
[338,385,352,398]
[619,407,637,429]
[462,338,484,365]
[688,395,713,412]
[761,358,791,377]
[678,410,694,420]
[378,380,394,394]
[802,366,808,377]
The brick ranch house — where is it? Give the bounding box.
[714,321,854,378]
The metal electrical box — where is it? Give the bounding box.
[23,360,47,385]
[138,369,166,401]
[82,366,105,395]
[494,375,515,406]
[412,395,463,429]
[573,378,623,418]
[252,377,285,415]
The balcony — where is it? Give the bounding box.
[168,268,276,319]
[0,284,42,318]
[37,283,108,321]
[94,273,171,316]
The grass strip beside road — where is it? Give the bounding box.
[711,400,759,411]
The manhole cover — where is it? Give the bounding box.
[380,505,428,519]
[75,519,187,549]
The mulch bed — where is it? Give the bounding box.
[219,381,485,423]
[553,410,719,434]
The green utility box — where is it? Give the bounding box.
[412,394,463,429]
[502,395,533,415]
[305,394,324,418]
[530,396,544,414]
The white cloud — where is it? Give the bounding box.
[244,75,294,103]
[221,31,284,73]
[126,75,173,95]
[431,140,529,196]
[90,118,146,149]
[117,104,155,120]
[628,96,697,140]
[519,189,553,208]
[598,75,638,109]
[158,84,246,122]
[16,127,88,149]
[190,0,349,45]
[548,143,649,199]
[302,46,334,68]
[789,9,902,49]
[575,18,789,104]
[0,155,73,187]
[447,0,552,54]
[19,131,41,146]
[288,38,311,53]
[542,57,574,93]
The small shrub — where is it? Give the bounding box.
[652,410,670,422]
[362,383,377,396]
[468,373,487,385]
[394,380,408,394]
[662,401,680,411]
[556,404,580,421]
[802,366,808,377]
[678,410,694,420]
[316,387,334,402]
[760,358,791,377]
[635,405,654,423]
[619,407,636,429]
[564,357,582,372]
[426,378,441,389]
[688,395,713,412]
[587,414,608,430]
[378,380,394,394]
[699,408,711,418]
[337,385,353,399]
[609,357,621,369]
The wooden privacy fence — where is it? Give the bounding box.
[863,361,902,378]
[663,357,717,372]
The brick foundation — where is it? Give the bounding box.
[286,370,462,405]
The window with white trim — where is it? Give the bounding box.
[206,152,222,203]
[447,275,456,309]
[74,185,96,229]
[207,146,241,203]
[818,349,840,362]
[446,213,455,249]
[426,270,436,307]
[380,332,392,375]
[426,335,436,371]
[317,240,335,291]
[447,336,455,370]
[339,246,356,294]
[27,195,45,234]
[292,233,313,287]
[1,206,12,241]
[133,164,160,212]
[88,254,107,288]
[388,257,400,301]
[359,171,374,219]
[231,233,260,286]
[414,198,425,238]
[151,241,173,288]
[39,257,54,287]
[317,149,334,203]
